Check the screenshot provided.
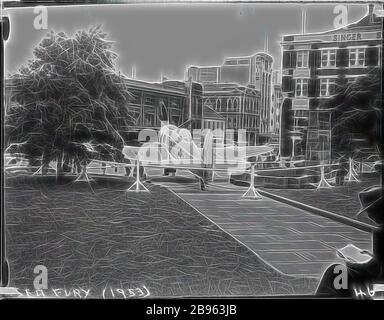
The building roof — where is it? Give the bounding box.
[224,52,273,62]
[124,77,187,96]
[187,52,273,72]
[5,75,189,97]
[188,65,220,69]
[282,4,382,43]
[203,83,260,96]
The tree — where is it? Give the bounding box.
[328,68,382,161]
[5,26,134,176]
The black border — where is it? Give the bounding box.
[1,0,383,302]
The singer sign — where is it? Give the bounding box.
[332,31,382,42]
[332,33,362,41]
[292,31,382,43]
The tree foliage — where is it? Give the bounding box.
[329,68,382,159]
[6,26,134,172]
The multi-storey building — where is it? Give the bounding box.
[201,105,226,133]
[187,52,273,144]
[270,83,283,144]
[280,4,382,162]
[270,71,283,145]
[272,70,281,85]
[157,80,203,131]
[202,83,260,146]
[187,66,220,84]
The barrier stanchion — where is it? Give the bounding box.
[316,164,332,189]
[129,161,135,178]
[75,164,94,183]
[211,158,215,183]
[32,166,44,176]
[242,164,262,200]
[127,161,149,192]
[346,157,359,182]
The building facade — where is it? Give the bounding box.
[280,5,382,162]
[270,83,283,145]
[202,83,261,146]
[187,52,273,143]
[202,105,226,133]
[187,66,220,84]
[159,80,203,131]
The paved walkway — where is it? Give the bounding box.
[164,181,372,278]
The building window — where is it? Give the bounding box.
[130,91,141,104]
[349,48,365,67]
[224,59,237,65]
[215,99,221,111]
[297,51,309,68]
[294,110,308,118]
[321,49,336,68]
[320,79,336,97]
[233,98,238,110]
[172,115,180,125]
[144,96,155,105]
[227,99,232,110]
[144,114,155,126]
[295,79,308,97]
[238,59,249,65]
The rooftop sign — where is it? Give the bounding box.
[287,30,382,43]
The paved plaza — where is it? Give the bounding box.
[163,181,372,278]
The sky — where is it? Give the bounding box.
[4,3,369,82]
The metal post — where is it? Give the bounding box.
[316,164,332,189]
[127,160,149,192]
[74,161,94,183]
[211,140,215,182]
[135,160,140,189]
[188,77,192,132]
[242,164,262,199]
[129,161,135,178]
[346,157,359,182]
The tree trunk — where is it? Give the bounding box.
[124,164,131,176]
[62,157,72,173]
[76,161,82,174]
[56,156,63,178]
[71,159,77,174]
[41,153,50,176]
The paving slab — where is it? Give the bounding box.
[174,190,372,278]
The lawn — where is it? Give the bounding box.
[265,173,380,226]
[5,174,317,298]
